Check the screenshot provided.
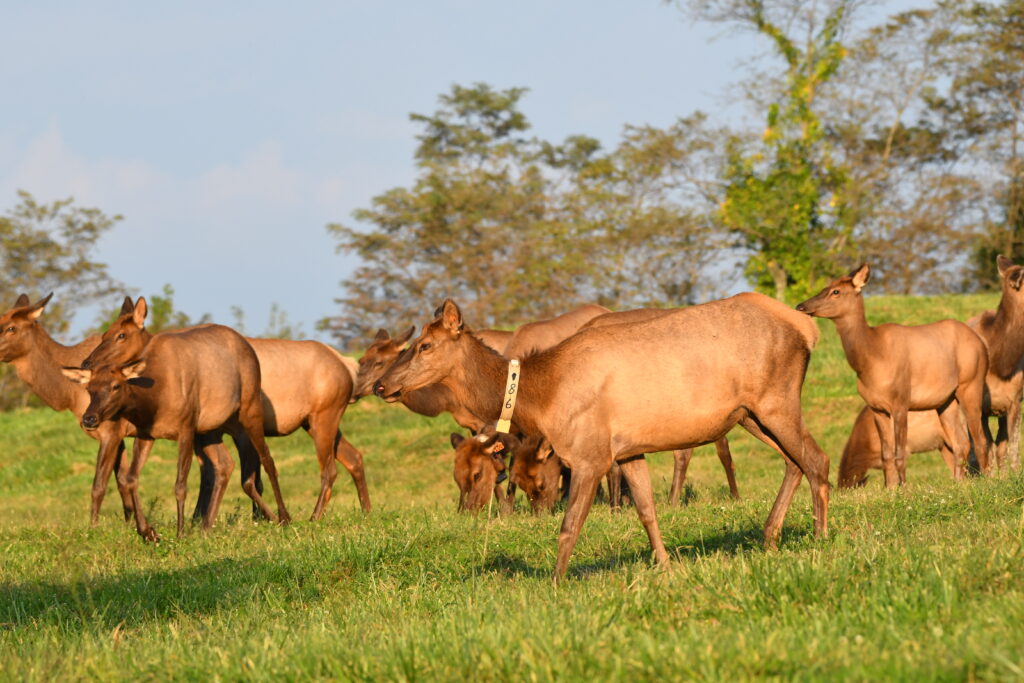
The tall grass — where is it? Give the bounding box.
[1,293,1022,681]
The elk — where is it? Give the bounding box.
[838,406,965,487]
[579,308,740,502]
[507,434,566,514]
[375,296,828,581]
[82,297,371,520]
[63,324,291,540]
[450,432,514,512]
[967,255,1024,471]
[0,293,138,523]
[797,263,990,487]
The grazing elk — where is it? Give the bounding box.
[507,434,567,514]
[449,432,514,513]
[580,308,740,502]
[967,255,1024,471]
[84,297,371,519]
[798,263,990,486]
[375,296,828,581]
[0,293,137,523]
[63,324,291,540]
[838,406,965,487]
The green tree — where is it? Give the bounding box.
[691,0,856,301]
[90,284,211,336]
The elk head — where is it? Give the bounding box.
[352,325,415,399]
[508,435,561,514]
[451,431,507,512]
[997,255,1024,298]
[374,299,467,402]
[796,264,870,319]
[82,296,149,369]
[81,296,149,370]
[0,293,52,363]
[61,359,148,431]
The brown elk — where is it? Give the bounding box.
[797,263,990,486]
[0,293,139,523]
[838,406,965,487]
[82,296,371,520]
[967,255,1024,471]
[449,432,514,512]
[63,324,291,540]
[375,295,828,581]
[507,434,566,514]
[579,308,740,502]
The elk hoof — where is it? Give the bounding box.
[141,527,161,543]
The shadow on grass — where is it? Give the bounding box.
[0,554,324,632]
[478,524,816,581]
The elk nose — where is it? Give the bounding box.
[795,303,807,312]
[372,380,385,397]
[82,414,99,429]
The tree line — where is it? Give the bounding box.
[322,0,1023,345]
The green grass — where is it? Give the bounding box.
[2,293,1023,681]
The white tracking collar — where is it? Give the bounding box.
[495,359,520,434]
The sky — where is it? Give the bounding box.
[0,1,900,341]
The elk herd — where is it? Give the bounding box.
[2,256,1022,580]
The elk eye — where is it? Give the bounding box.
[112,384,121,391]
[419,342,432,352]
[6,326,14,333]
[472,470,482,482]
[117,333,126,340]
[831,289,840,296]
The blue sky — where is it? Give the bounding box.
[2,1,873,339]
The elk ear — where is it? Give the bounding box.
[61,367,92,384]
[132,297,148,328]
[13,294,30,308]
[395,325,416,345]
[997,255,1015,278]
[450,433,466,450]
[440,299,464,335]
[120,296,135,315]
[120,359,146,379]
[850,263,870,292]
[536,438,554,462]
[1011,269,1024,292]
[26,293,53,320]
[374,328,390,342]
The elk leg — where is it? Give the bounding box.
[235,432,276,522]
[126,438,159,542]
[174,431,196,537]
[606,461,622,510]
[668,449,691,506]
[306,418,340,521]
[238,417,291,524]
[90,427,126,525]
[617,454,669,569]
[1007,390,1022,470]
[956,376,991,474]
[553,462,603,583]
[871,409,899,489]
[199,438,233,528]
[892,407,910,486]
[714,437,740,500]
[995,414,1009,472]
[193,449,215,521]
[336,433,372,514]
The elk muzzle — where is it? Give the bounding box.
[81,413,100,430]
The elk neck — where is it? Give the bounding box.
[444,332,547,435]
[829,295,879,376]
[986,288,1024,378]
[12,326,99,414]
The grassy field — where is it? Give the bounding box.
[2,293,1023,681]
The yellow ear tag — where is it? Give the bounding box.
[495,359,520,434]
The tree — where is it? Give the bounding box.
[323,83,724,347]
[90,284,211,336]
[689,0,858,302]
